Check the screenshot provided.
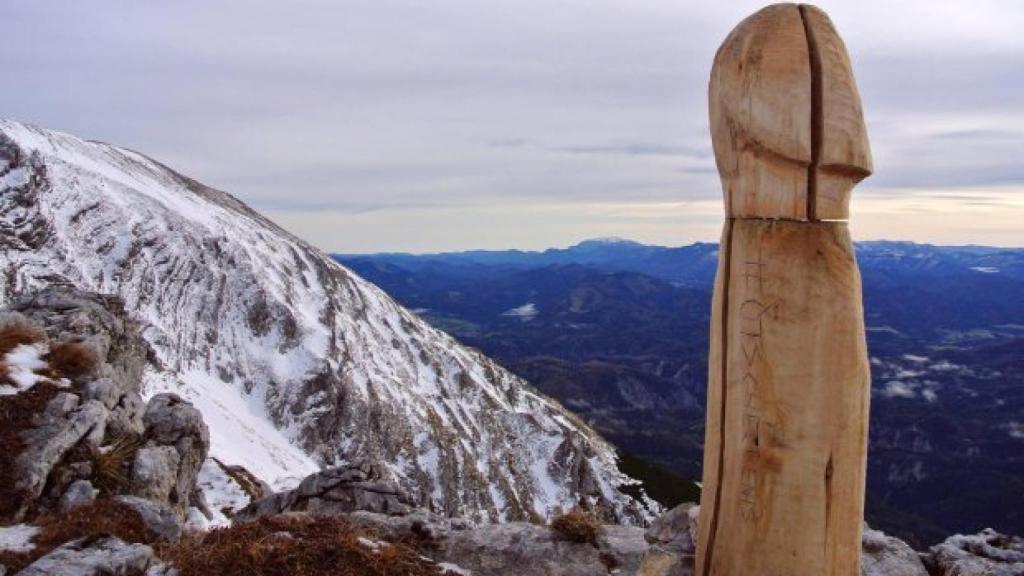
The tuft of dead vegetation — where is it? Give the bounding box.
[91,434,145,494]
[0,499,155,573]
[550,508,604,546]
[159,515,445,576]
[0,322,45,356]
[43,340,96,380]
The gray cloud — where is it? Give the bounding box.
[556,143,711,158]
[0,0,1022,250]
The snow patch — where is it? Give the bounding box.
[145,369,319,491]
[438,562,472,575]
[970,266,999,273]
[501,303,538,320]
[1,343,54,395]
[0,523,38,553]
[197,458,252,521]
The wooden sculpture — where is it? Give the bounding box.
[695,4,873,576]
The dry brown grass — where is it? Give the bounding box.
[0,323,45,356]
[0,361,11,389]
[550,508,604,546]
[43,341,96,380]
[159,515,445,576]
[0,499,154,573]
[91,434,145,494]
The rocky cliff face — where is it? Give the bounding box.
[0,119,648,524]
[0,288,209,526]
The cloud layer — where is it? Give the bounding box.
[2,0,1022,251]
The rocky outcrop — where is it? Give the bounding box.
[0,288,208,528]
[638,503,698,576]
[861,525,929,576]
[13,537,161,576]
[0,118,649,525]
[235,464,414,521]
[924,529,1024,575]
[133,394,209,518]
[344,509,649,576]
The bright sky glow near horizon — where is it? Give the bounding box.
[2,1,1022,252]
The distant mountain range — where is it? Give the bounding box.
[337,238,1024,546]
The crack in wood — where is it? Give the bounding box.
[799,4,824,222]
[700,217,735,576]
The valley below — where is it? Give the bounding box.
[339,238,1024,546]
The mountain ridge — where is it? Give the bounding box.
[0,118,650,525]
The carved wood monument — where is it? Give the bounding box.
[695,4,873,575]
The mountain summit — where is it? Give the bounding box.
[0,119,649,524]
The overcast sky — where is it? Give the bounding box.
[2,1,1022,252]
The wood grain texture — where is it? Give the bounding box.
[709,3,872,221]
[697,4,873,575]
[710,4,812,220]
[696,220,870,576]
[800,5,872,220]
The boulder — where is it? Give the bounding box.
[58,480,98,514]
[112,496,182,543]
[645,503,698,555]
[10,289,147,392]
[128,447,180,508]
[13,537,159,576]
[235,464,412,521]
[860,525,929,576]
[924,529,1024,576]
[134,394,209,519]
[14,394,107,513]
[638,503,698,576]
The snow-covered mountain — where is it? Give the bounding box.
[0,119,649,524]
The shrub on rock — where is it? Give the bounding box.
[160,514,445,576]
[550,508,604,546]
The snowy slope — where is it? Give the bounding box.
[0,119,649,524]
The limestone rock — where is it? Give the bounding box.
[924,529,1024,576]
[348,510,649,576]
[112,496,182,543]
[638,503,698,576]
[14,537,159,576]
[128,447,180,510]
[10,288,147,394]
[860,525,929,576]
[58,480,98,514]
[15,395,107,514]
[1,288,209,527]
[235,464,413,521]
[645,503,697,555]
[134,394,209,519]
